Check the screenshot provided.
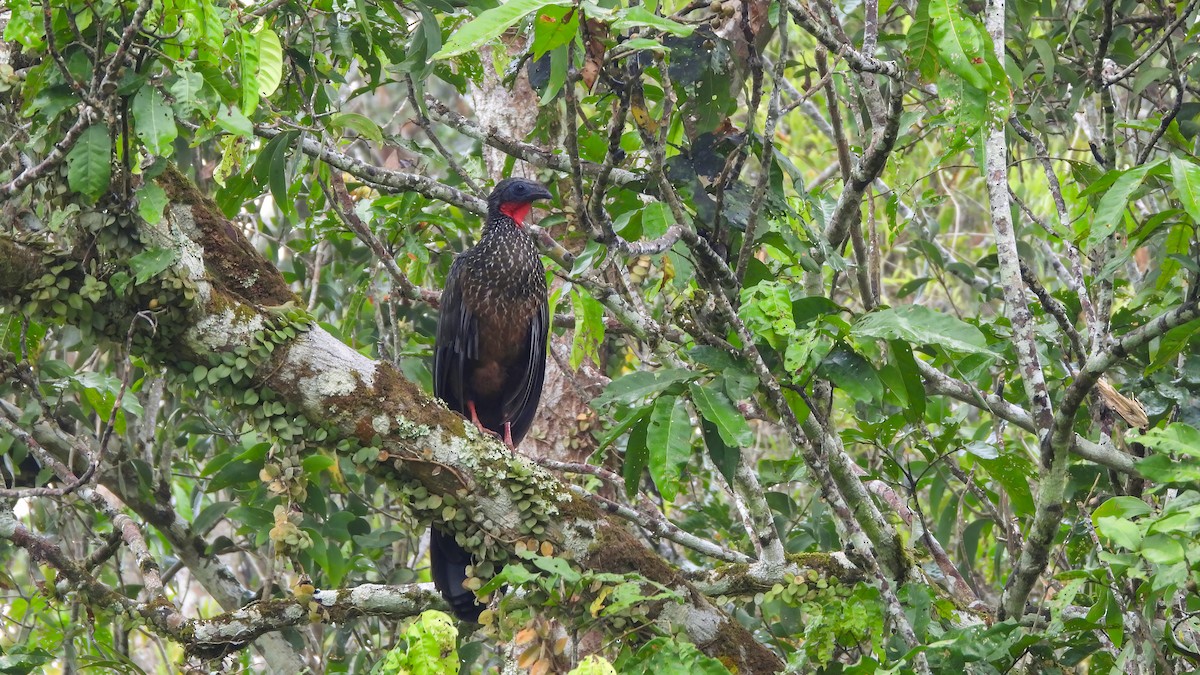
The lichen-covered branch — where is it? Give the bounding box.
[0,169,785,673]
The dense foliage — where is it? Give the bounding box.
[1,0,1199,672]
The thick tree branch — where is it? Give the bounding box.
[0,168,784,673]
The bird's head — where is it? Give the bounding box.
[487,178,553,227]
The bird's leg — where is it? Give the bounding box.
[466,401,502,441]
[502,422,514,449]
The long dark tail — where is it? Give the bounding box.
[429,527,484,622]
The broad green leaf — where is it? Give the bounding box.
[255,23,284,97]
[136,182,169,224]
[330,112,384,144]
[853,305,993,357]
[168,67,206,115]
[1092,496,1152,525]
[1141,533,1185,565]
[622,415,650,499]
[926,0,988,90]
[66,125,111,200]
[216,104,253,137]
[133,87,177,156]
[889,340,926,422]
[1133,425,1200,482]
[611,6,694,36]
[689,383,752,447]
[818,346,884,402]
[401,611,459,673]
[1086,161,1161,250]
[906,0,938,82]
[192,501,235,534]
[435,0,572,59]
[977,454,1035,516]
[594,368,698,407]
[1130,423,1200,456]
[198,0,225,64]
[301,454,336,475]
[640,201,673,239]
[646,396,693,502]
[253,130,296,213]
[1139,453,1200,483]
[531,5,579,60]
[570,289,605,370]
[238,26,261,114]
[1096,516,1142,550]
[129,247,179,285]
[1170,155,1200,223]
[1156,223,1190,291]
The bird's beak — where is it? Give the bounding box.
[530,184,553,202]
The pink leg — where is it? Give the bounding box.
[466,401,501,440]
[502,422,514,448]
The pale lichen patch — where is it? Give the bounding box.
[659,600,722,644]
[188,307,265,352]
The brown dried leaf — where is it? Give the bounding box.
[1096,378,1149,429]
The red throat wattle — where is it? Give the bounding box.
[499,202,533,226]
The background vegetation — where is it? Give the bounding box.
[1,0,1199,672]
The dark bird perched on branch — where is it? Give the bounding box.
[430,177,553,622]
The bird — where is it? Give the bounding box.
[430,177,553,621]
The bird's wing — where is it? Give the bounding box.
[433,257,477,414]
[502,292,548,444]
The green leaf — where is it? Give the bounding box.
[905,0,938,81]
[435,0,572,59]
[594,368,698,408]
[330,112,384,144]
[192,501,235,534]
[401,611,459,673]
[622,415,650,499]
[169,67,206,115]
[1096,516,1142,550]
[853,305,993,357]
[301,454,336,475]
[531,5,579,60]
[216,104,254,137]
[570,289,605,370]
[1130,423,1200,456]
[66,125,111,200]
[1092,496,1152,525]
[1132,423,1200,483]
[1156,223,1190,291]
[640,201,673,239]
[689,383,752,447]
[646,396,693,502]
[132,87,178,156]
[818,346,884,402]
[611,6,694,36]
[255,22,284,97]
[129,248,179,285]
[1170,155,1200,224]
[136,182,169,224]
[888,340,926,422]
[252,130,296,214]
[1140,533,1185,565]
[1086,161,1162,250]
[238,26,261,114]
[926,0,989,89]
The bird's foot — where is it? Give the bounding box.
[467,401,504,442]
[502,423,514,449]
[473,417,503,441]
